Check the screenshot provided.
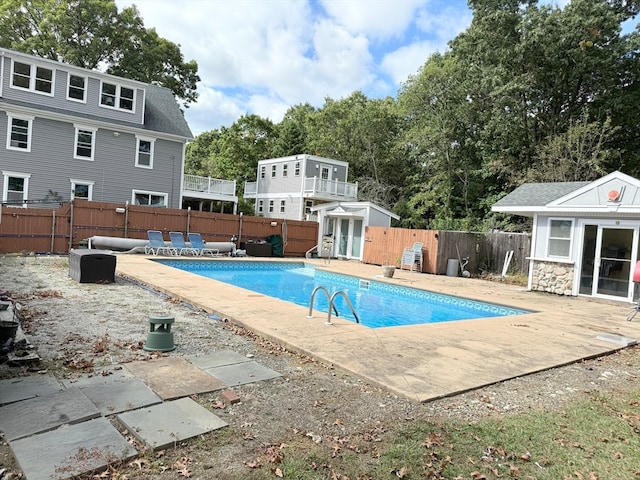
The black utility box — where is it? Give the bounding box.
[69,249,116,283]
[245,242,273,257]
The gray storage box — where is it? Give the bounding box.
[69,250,116,283]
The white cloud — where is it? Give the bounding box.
[114,0,473,135]
[319,0,425,40]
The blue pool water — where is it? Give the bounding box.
[159,260,530,328]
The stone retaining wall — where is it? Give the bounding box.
[531,260,574,296]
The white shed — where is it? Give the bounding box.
[492,171,640,302]
[311,201,399,261]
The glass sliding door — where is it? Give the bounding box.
[594,227,634,299]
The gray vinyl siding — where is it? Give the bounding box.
[1,56,144,125]
[0,114,183,207]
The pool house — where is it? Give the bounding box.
[492,171,640,303]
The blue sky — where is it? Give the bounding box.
[112,0,474,136]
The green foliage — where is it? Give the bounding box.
[0,0,199,107]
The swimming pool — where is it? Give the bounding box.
[159,260,531,328]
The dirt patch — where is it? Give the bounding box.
[1,254,639,478]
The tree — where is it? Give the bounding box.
[397,53,486,230]
[306,92,407,210]
[270,103,316,158]
[451,0,638,186]
[0,0,199,107]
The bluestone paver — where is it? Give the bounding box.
[188,349,252,369]
[0,374,62,406]
[202,360,282,387]
[10,417,137,480]
[0,387,100,441]
[62,370,163,415]
[116,397,228,450]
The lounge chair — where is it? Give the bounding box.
[187,232,220,256]
[169,231,198,256]
[145,230,177,256]
[401,242,424,272]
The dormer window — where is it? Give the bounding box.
[100,82,135,111]
[67,74,86,102]
[11,61,53,95]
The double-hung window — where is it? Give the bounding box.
[268,200,274,213]
[271,165,277,178]
[2,171,30,207]
[280,200,286,213]
[6,115,33,152]
[282,164,288,177]
[100,82,135,111]
[294,161,300,176]
[547,219,573,258]
[74,125,97,160]
[135,136,155,168]
[67,74,86,102]
[260,166,266,179]
[11,61,53,94]
[70,179,94,200]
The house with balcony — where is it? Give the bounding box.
[0,48,196,209]
[243,154,358,221]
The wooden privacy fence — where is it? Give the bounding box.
[0,201,318,257]
[363,226,531,276]
[0,202,530,276]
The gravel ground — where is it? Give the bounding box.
[1,254,639,479]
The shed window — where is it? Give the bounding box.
[548,219,573,257]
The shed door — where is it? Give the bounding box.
[588,226,636,300]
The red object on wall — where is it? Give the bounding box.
[633,261,640,282]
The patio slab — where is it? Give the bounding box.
[9,417,137,480]
[0,387,100,441]
[188,349,253,369]
[116,397,228,450]
[201,360,282,387]
[62,369,163,415]
[0,374,62,406]
[124,356,226,399]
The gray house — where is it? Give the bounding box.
[0,48,193,208]
[243,154,358,221]
[492,171,640,303]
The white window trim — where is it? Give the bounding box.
[280,199,286,213]
[2,171,31,207]
[99,81,136,112]
[70,179,94,201]
[271,165,277,178]
[73,124,97,161]
[132,189,167,207]
[67,73,87,103]
[10,59,55,96]
[135,135,156,169]
[268,199,274,213]
[258,199,264,214]
[260,166,266,179]
[294,161,301,176]
[6,114,34,152]
[546,217,574,259]
[282,164,288,177]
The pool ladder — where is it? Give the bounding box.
[307,286,360,325]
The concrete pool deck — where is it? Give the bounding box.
[115,255,640,402]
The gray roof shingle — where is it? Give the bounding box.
[493,181,590,208]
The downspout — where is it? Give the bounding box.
[68,202,74,252]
